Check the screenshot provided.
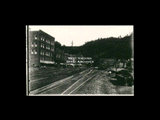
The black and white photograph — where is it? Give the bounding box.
[26,25,134,96]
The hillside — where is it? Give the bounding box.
[57,33,133,65]
[81,35,132,59]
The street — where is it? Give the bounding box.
[29,67,134,95]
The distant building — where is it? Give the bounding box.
[29,30,55,67]
[116,59,128,68]
[55,48,65,64]
[66,54,78,65]
[98,58,115,69]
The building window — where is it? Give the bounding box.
[35,49,37,54]
[41,51,43,55]
[41,37,43,40]
[41,44,45,48]
[35,35,38,39]
[51,47,54,51]
[46,39,50,44]
[46,52,48,56]
[40,51,45,55]
[35,42,37,47]
[46,45,50,50]
[40,50,43,55]
[31,42,38,47]
[31,42,34,47]
[45,52,51,56]
[51,41,54,45]
[31,50,34,54]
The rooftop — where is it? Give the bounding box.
[30,29,55,40]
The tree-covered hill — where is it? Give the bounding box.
[57,33,133,61]
[81,34,132,59]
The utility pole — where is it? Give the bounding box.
[71,40,73,47]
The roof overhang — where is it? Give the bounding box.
[40,60,55,64]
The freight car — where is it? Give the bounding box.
[98,58,115,70]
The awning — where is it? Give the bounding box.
[40,60,55,64]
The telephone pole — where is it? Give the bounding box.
[71,40,73,47]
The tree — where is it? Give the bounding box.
[55,41,61,49]
[57,34,133,63]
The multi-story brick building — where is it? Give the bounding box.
[29,30,55,67]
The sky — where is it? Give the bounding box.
[29,25,133,46]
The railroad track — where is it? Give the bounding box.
[29,67,93,95]
[29,67,88,82]
[61,71,100,94]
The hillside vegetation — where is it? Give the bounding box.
[57,33,133,65]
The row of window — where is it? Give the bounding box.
[31,49,37,54]
[31,49,53,57]
[40,36,54,45]
[46,45,50,50]
[31,42,54,51]
[34,35,54,45]
[40,51,53,57]
[31,42,37,47]
[45,51,51,56]
[46,39,50,44]
[40,37,45,41]
[40,51,45,55]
